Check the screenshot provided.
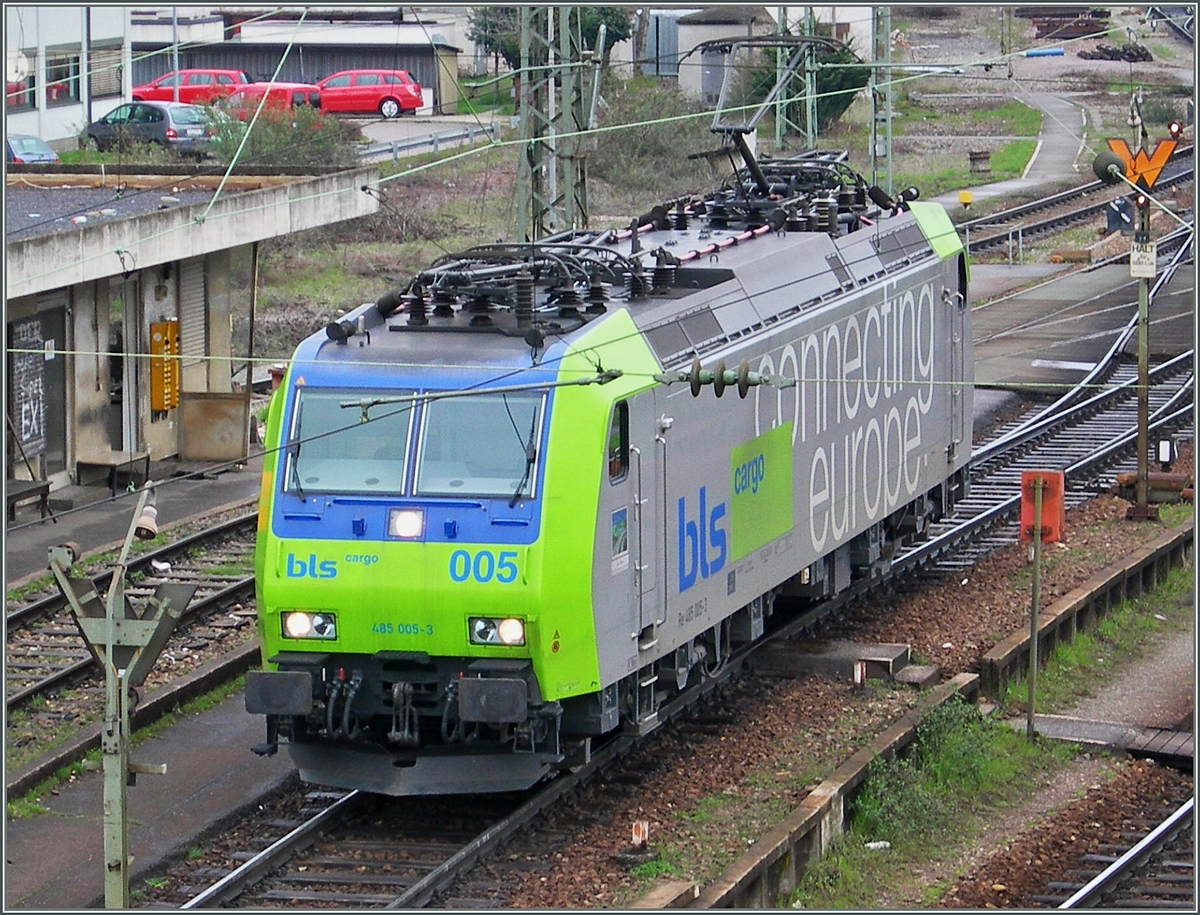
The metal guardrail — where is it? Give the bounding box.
[358,123,500,162]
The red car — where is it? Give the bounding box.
[218,82,322,121]
[132,69,252,106]
[316,69,423,118]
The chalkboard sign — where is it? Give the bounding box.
[10,318,46,458]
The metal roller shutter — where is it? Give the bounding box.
[178,259,207,369]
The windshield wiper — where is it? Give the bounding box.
[508,406,538,508]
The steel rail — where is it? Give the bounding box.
[1059,797,1195,908]
[182,790,363,908]
[6,510,257,629]
[5,576,256,710]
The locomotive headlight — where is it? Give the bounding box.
[283,611,337,640]
[388,508,425,539]
[469,616,526,646]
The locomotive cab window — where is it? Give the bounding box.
[608,401,629,483]
[415,392,544,498]
[284,390,412,494]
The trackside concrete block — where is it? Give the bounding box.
[630,879,698,908]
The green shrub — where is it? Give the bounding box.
[588,77,719,209]
[206,105,362,168]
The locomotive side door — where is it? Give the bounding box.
[628,393,659,629]
[951,253,970,452]
[601,394,659,635]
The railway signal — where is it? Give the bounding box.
[1092,126,1179,521]
[46,484,196,908]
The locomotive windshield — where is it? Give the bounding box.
[284,389,413,495]
[414,391,545,499]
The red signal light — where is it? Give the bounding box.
[1134,192,1150,210]
[1167,121,1183,139]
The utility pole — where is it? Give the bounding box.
[870,7,892,196]
[773,7,817,150]
[172,8,180,103]
[516,7,596,241]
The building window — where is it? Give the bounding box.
[89,47,123,99]
[5,51,37,111]
[45,50,81,106]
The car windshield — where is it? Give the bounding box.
[170,106,207,125]
[285,390,413,495]
[414,392,544,498]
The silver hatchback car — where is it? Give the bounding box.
[86,101,212,156]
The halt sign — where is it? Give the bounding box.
[1130,241,1156,278]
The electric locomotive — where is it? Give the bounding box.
[245,148,973,795]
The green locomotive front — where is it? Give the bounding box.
[248,307,662,794]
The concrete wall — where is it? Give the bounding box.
[8,169,380,481]
[7,168,381,301]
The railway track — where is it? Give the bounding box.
[178,649,775,908]
[958,147,1193,257]
[1053,793,1194,908]
[6,511,258,711]
[183,789,533,908]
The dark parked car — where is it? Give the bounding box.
[86,102,212,155]
[131,68,252,105]
[316,69,423,118]
[6,134,59,163]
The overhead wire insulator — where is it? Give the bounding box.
[468,293,493,327]
[516,270,534,329]
[586,277,608,314]
[431,288,456,317]
[555,287,583,319]
[404,288,428,326]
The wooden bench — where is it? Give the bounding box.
[7,478,52,523]
[77,450,151,497]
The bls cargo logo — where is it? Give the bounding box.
[677,424,794,593]
[286,552,380,578]
[287,553,337,578]
[677,487,726,591]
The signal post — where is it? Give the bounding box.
[1092,120,1183,521]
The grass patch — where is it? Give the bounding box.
[1002,565,1194,714]
[785,698,1078,908]
[458,75,515,116]
[966,99,1041,135]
